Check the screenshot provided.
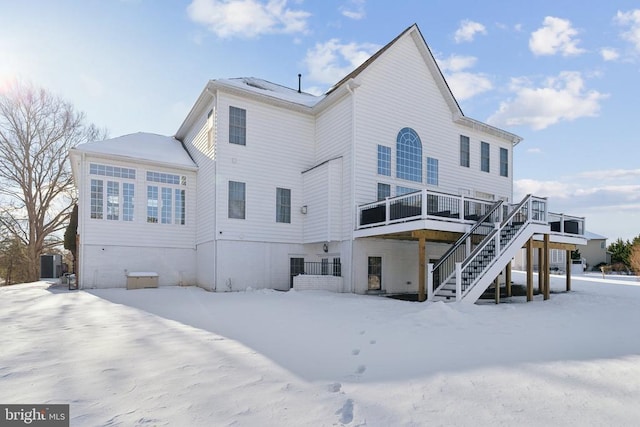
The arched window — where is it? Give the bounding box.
[396,127,422,182]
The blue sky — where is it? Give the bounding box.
[1,0,639,242]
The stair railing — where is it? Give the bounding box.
[431,199,503,295]
[457,194,534,299]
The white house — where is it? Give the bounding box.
[70,24,586,302]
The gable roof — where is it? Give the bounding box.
[71,132,196,169]
[584,231,607,241]
[176,23,521,145]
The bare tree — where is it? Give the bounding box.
[0,82,105,282]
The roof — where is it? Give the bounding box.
[176,23,522,145]
[216,77,323,107]
[72,132,196,169]
[584,231,608,241]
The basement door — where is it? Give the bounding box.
[368,256,382,290]
[290,257,304,288]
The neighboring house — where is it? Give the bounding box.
[581,231,609,270]
[512,231,608,273]
[69,24,586,302]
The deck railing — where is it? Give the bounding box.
[547,212,585,235]
[357,189,497,229]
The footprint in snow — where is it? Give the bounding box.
[327,382,342,393]
[335,399,354,424]
[355,365,366,374]
[369,339,376,345]
[351,349,360,355]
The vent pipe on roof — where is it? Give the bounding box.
[298,73,302,93]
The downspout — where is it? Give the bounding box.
[79,152,86,289]
[207,87,217,292]
[346,79,358,293]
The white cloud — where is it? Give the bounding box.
[615,9,640,52]
[526,147,542,154]
[303,39,380,86]
[437,54,493,101]
[186,0,310,39]
[600,47,620,61]
[576,169,640,181]
[487,71,607,130]
[340,0,366,20]
[529,16,585,56]
[454,20,487,43]
[514,177,640,221]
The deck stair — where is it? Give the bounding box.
[430,194,547,303]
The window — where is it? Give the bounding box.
[106,181,120,220]
[377,145,391,176]
[90,163,135,179]
[161,187,172,224]
[229,106,246,145]
[276,187,291,223]
[147,186,159,223]
[426,157,439,186]
[146,171,186,225]
[377,183,391,201]
[500,147,508,177]
[396,186,418,196]
[460,135,470,167]
[368,256,382,290]
[123,183,135,222]
[175,189,185,225]
[90,163,135,221]
[90,179,103,219]
[481,142,490,173]
[396,127,422,182]
[229,181,246,219]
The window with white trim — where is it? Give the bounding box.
[500,147,508,177]
[377,183,390,201]
[229,106,246,145]
[396,127,422,182]
[89,163,136,221]
[146,171,186,225]
[460,135,470,167]
[229,181,246,219]
[377,145,391,176]
[481,142,490,173]
[426,157,439,186]
[276,187,291,223]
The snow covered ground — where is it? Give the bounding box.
[2,272,640,426]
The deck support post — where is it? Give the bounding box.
[455,262,462,302]
[566,249,572,292]
[537,247,543,294]
[543,234,550,300]
[427,263,433,301]
[526,238,533,302]
[418,237,426,302]
[494,276,500,304]
[506,263,512,297]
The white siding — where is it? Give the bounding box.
[215,240,304,291]
[214,93,315,244]
[80,155,196,249]
[182,101,217,246]
[81,245,196,288]
[350,33,513,209]
[302,157,343,243]
[315,96,354,239]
